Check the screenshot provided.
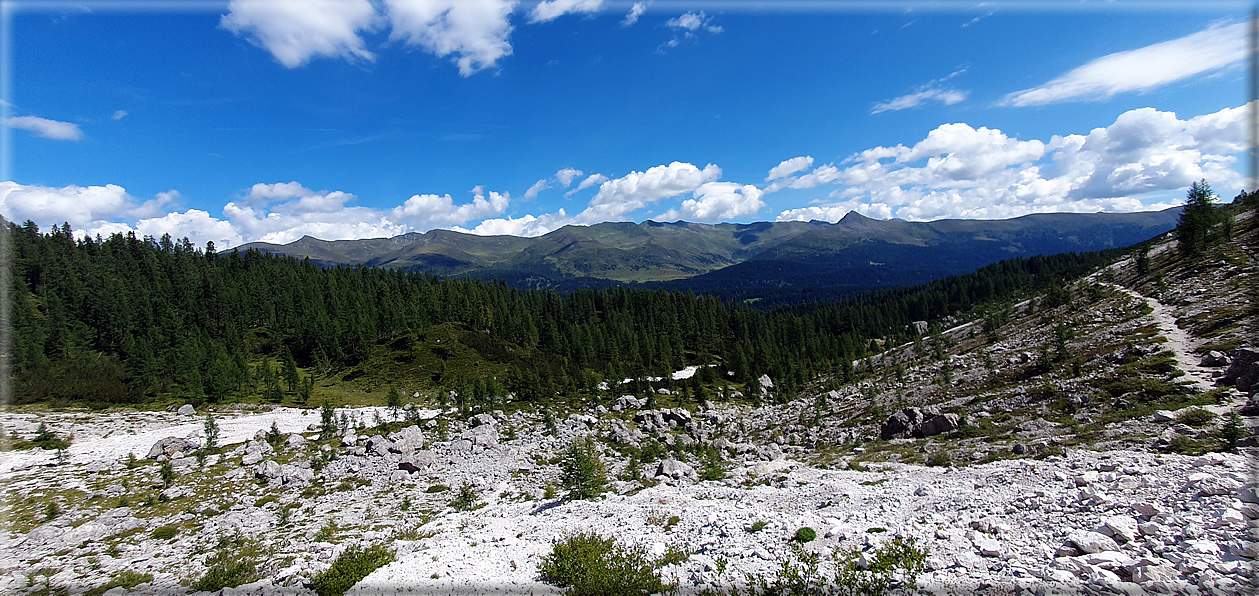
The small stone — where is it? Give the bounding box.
[1068,531,1120,554]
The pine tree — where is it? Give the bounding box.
[1176,179,1225,255]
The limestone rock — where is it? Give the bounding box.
[176,404,196,416]
[1068,531,1120,554]
[146,437,198,460]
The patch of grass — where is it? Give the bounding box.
[425,484,450,493]
[749,520,768,533]
[744,538,928,596]
[926,451,952,467]
[151,524,179,540]
[537,531,671,596]
[309,544,395,596]
[85,570,153,596]
[1166,435,1209,455]
[192,535,264,592]
[1176,408,1215,428]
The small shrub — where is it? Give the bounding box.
[1177,408,1215,428]
[793,527,817,543]
[44,501,60,521]
[537,531,669,596]
[159,460,175,488]
[85,570,153,596]
[309,544,395,596]
[125,452,139,469]
[425,484,449,494]
[192,535,263,592]
[151,525,179,540]
[450,482,478,511]
[926,451,952,467]
[559,437,607,501]
[749,520,768,533]
[1166,435,1205,455]
[316,519,339,542]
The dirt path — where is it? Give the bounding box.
[1104,283,1215,393]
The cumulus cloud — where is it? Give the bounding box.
[0,182,131,230]
[456,210,569,237]
[135,210,243,249]
[767,156,814,181]
[1003,21,1248,107]
[555,167,583,187]
[390,185,510,227]
[528,0,602,23]
[574,161,721,224]
[657,182,765,222]
[5,115,84,141]
[566,172,608,197]
[774,102,1254,223]
[385,0,517,76]
[622,1,647,26]
[220,0,380,68]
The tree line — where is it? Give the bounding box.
[4,217,1121,408]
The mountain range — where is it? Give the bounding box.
[239,209,1181,301]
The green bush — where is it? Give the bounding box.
[1176,408,1215,428]
[450,481,478,511]
[309,544,395,596]
[698,446,727,481]
[747,538,928,596]
[1166,435,1206,455]
[559,438,607,501]
[749,520,768,533]
[85,571,153,596]
[192,536,263,592]
[793,527,817,543]
[151,525,179,540]
[926,451,952,467]
[538,531,669,596]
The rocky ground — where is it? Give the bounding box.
[1,217,1256,595]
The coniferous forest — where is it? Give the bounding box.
[5,217,1120,409]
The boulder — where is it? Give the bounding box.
[177,404,196,416]
[146,437,198,460]
[880,408,927,440]
[366,434,394,457]
[656,459,695,480]
[285,434,308,448]
[1098,516,1138,543]
[920,413,961,437]
[468,413,497,428]
[1068,531,1120,554]
[1221,348,1259,392]
[1201,351,1230,367]
[398,450,436,474]
[460,424,499,449]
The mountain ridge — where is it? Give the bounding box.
[239,209,1182,294]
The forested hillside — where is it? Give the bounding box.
[6,218,1120,409]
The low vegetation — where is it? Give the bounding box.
[538,531,671,596]
[309,544,395,596]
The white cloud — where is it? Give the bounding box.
[135,210,243,249]
[666,11,704,31]
[5,115,84,141]
[657,182,765,222]
[574,161,720,224]
[872,88,967,114]
[111,110,128,120]
[622,1,647,26]
[766,156,814,181]
[131,190,182,219]
[220,0,380,68]
[528,0,602,24]
[523,178,549,200]
[872,69,968,114]
[774,102,1254,223]
[390,185,511,227]
[566,172,608,197]
[385,0,517,76]
[0,182,130,230]
[1003,21,1248,107]
[457,210,568,237]
[555,167,583,187]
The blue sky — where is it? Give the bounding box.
[1,1,1253,248]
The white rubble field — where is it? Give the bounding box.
[2,406,1255,595]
